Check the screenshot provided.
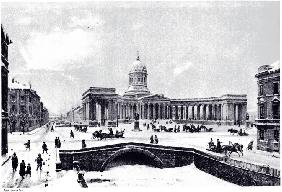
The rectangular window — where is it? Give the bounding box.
[273,82,279,94]
[274,130,279,141]
[259,129,264,140]
[259,104,265,119]
[259,84,263,96]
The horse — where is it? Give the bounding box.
[228,128,238,135]
[222,143,243,157]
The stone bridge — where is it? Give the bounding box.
[59,142,280,186]
[59,142,194,171]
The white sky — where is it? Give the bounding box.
[1,1,280,115]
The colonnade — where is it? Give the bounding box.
[82,98,247,125]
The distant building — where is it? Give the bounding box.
[81,54,247,126]
[255,61,280,152]
[8,80,49,132]
[1,25,12,155]
[66,105,83,122]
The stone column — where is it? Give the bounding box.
[158,104,161,119]
[172,106,176,120]
[148,103,151,120]
[177,105,181,120]
[235,104,239,124]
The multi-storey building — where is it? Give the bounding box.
[8,80,49,132]
[1,25,12,155]
[255,61,280,152]
[81,54,247,126]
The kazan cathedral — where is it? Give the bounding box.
[80,55,247,126]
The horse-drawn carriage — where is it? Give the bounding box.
[74,124,88,133]
[92,128,125,140]
[207,141,244,157]
[228,128,249,136]
[160,125,173,132]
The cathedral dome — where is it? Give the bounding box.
[129,56,147,73]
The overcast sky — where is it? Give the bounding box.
[1,1,280,115]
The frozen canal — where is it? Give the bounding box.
[1,120,280,188]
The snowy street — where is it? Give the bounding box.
[1,121,280,188]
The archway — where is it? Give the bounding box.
[100,148,164,172]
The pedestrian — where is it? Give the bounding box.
[35,154,43,171]
[57,137,61,148]
[216,139,222,153]
[155,135,159,144]
[55,137,58,148]
[26,163,31,176]
[70,130,74,138]
[24,140,30,150]
[19,160,26,179]
[82,140,86,149]
[150,135,154,144]
[42,142,48,154]
[208,138,214,149]
[11,152,18,172]
[147,124,150,130]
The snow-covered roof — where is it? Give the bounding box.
[9,81,30,89]
[130,57,147,73]
[269,60,280,72]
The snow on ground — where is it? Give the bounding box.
[1,120,280,188]
[83,164,238,187]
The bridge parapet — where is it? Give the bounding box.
[59,142,280,186]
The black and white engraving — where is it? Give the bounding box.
[1,1,280,190]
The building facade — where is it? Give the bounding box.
[81,55,247,126]
[8,80,49,132]
[66,105,83,123]
[1,25,12,155]
[255,62,280,152]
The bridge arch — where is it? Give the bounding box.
[100,147,164,172]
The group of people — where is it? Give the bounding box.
[208,138,222,153]
[150,135,159,144]
[11,152,41,179]
[55,137,61,148]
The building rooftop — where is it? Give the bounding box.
[9,81,30,90]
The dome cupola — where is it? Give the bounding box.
[124,52,151,98]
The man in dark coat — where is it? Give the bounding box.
[11,152,18,172]
[36,154,43,171]
[19,160,26,179]
[55,137,58,148]
[216,139,222,153]
[57,137,61,148]
[42,142,48,154]
[70,130,74,138]
[150,135,154,144]
[26,163,31,176]
[81,140,86,149]
[154,135,159,144]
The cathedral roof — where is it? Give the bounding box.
[129,55,147,73]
